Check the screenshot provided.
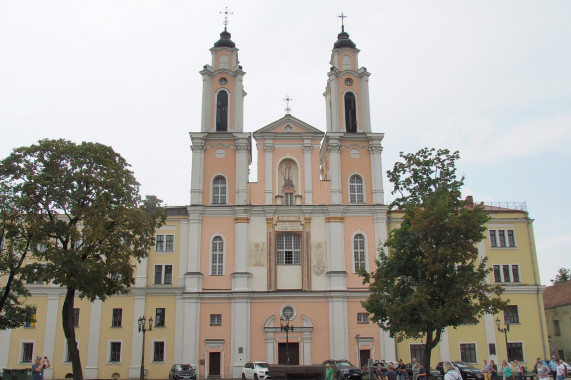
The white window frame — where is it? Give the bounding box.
[348,173,365,203]
[276,233,301,265]
[352,232,368,272]
[342,90,360,133]
[111,308,122,327]
[151,339,167,363]
[504,305,520,324]
[154,264,173,285]
[214,88,231,132]
[211,174,228,205]
[19,340,36,364]
[488,229,516,248]
[492,264,520,283]
[155,234,175,252]
[210,235,225,275]
[155,307,166,327]
[107,340,123,364]
[210,314,222,326]
[357,313,369,324]
[459,342,478,363]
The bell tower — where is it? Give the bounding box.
[324,14,372,133]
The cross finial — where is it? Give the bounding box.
[220,7,233,31]
[283,95,293,115]
[338,12,347,32]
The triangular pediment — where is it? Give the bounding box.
[253,114,324,137]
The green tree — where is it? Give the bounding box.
[0,139,166,380]
[361,148,507,369]
[551,267,570,285]
[0,187,37,329]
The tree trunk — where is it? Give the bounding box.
[423,329,442,371]
[62,286,83,380]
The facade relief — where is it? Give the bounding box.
[312,242,327,276]
[250,241,266,267]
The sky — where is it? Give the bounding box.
[0,1,570,286]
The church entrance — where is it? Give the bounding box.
[208,352,221,377]
[278,342,299,365]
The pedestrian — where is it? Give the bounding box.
[386,363,398,380]
[557,360,565,380]
[513,360,523,380]
[397,359,406,380]
[549,357,558,380]
[412,358,420,380]
[377,362,384,380]
[538,362,551,380]
[503,360,513,380]
[490,360,498,380]
[444,361,461,380]
[483,359,491,380]
[326,363,334,380]
[417,362,426,380]
[32,356,51,380]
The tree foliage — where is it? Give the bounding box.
[551,267,570,285]
[0,139,166,380]
[361,148,507,369]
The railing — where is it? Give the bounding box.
[483,202,527,212]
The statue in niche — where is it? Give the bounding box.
[312,242,327,276]
[281,165,294,186]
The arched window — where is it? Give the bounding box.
[353,233,366,272]
[342,55,352,70]
[276,234,301,265]
[349,175,364,203]
[212,176,227,204]
[216,90,229,131]
[211,236,224,275]
[344,92,357,132]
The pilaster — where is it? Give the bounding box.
[84,299,103,379]
[190,135,206,205]
[303,142,313,205]
[128,293,147,379]
[264,143,274,204]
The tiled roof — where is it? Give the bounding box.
[543,280,571,309]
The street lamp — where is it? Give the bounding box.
[138,316,153,380]
[280,316,294,366]
[495,317,510,361]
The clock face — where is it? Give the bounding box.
[219,77,228,86]
[345,78,353,86]
[282,305,294,319]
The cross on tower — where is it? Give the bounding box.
[338,12,347,32]
[283,95,293,115]
[220,7,233,30]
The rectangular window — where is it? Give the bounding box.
[460,343,477,363]
[489,343,496,355]
[507,230,515,247]
[153,341,165,362]
[357,313,369,324]
[276,234,301,265]
[155,308,165,327]
[155,235,164,251]
[493,265,501,282]
[165,235,174,251]
[511,266,520,282]
[112,308,122,327]
[25,308,36,328]
[489,230,497,247]
[504,305,519,324]
[22,342,34,363]
[498,230,506,247]
[285,193,294,206]
[554,320,561,336]
[502,265,511,282]
[73,308,80,328]
[154,265,173,284]
[109,342,121,362]
[210,314,222,326]
[410,344,425,364]
[507,342,523,362]
[492,264,520,283]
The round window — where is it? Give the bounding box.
[281,305,295,320]
[345,78,353,86]
[219,77,228,86]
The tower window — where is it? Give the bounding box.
[216,90,229,131]
[344,92,357,132]
[345,78,353,86]
[212,176,227,204]
[211,236,224,275]
[353,233,366,272]
[219,77,228,86]
[349,175,364,203]
[277,234,301,265]
[285,192,294,206]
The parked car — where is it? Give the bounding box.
[169,364,197,380]
[242,361,271,380]
[436,362,483,380]
[324,359,362,380]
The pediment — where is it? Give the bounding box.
[253,115,324,137]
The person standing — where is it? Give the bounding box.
[32,356,51,380]
[490,360,498,380]
[483,359,491,380]
[557,360,566,380]
[503,360,514,380]
[386,363,398,380]
[397,359,406,380]
[412,359,420,380]
[538,362,551,380]
[549,357,558,380]
[444,362,462,380]
[417,362,426,380]
[325,363,334,380]
[513,360,523,380]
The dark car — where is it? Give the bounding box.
[324,359,363,380]
[169,364,197,380]
[436,362,483,380]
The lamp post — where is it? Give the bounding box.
[495,317,510,361]
[280,316,294,366]
[138,316,153,380]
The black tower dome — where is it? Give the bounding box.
[214,29,236,48]
[333,27,356,49]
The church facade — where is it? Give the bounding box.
[0,23,550,380]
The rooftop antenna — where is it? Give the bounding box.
[338,12,347,32]
[283,95,293,115]
[220,7,233,31]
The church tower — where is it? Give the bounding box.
[189,21,251,206]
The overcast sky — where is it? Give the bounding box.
[1,1,569,286]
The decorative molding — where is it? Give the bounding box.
[325,216,345,223]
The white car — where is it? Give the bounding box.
[242,361,271,380]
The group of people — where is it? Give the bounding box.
[536,356,568,380]
[481,356,568,380]
[371,358,425,380]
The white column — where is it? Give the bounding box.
[369,137,385,205]
[329,294,348,359]
[303,142,313,205]
[233,73,244,132]
[182,297,201,375]
[128,294,146,379]
[190,136,206,205]
[439,327,451,361]
[235,135,250,205]
[200,73,212,132]
[327,216,346,290]
[230,295,250,377]
[484,313,499,363]
[380,329,396,362]
[43,293,59,379]
[264,143,274,205]
[134,257,148,288]
[233,215,251,291]
[328,75,340,132]
[84,299,102,379]
[186,210,203,292]
[359,74,372,133]
[328,138,342,204]
[0,329,12,368]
